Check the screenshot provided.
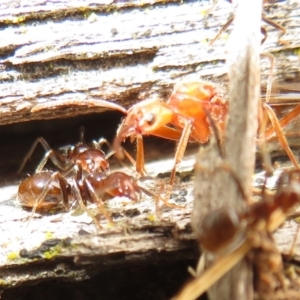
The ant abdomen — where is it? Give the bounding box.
[18,171,70,210]
[198,207,246,255]
[87,172,142,203]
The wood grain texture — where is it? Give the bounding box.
[1,0,300,297]
[0,0,299,125]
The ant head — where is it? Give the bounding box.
[122,99,173,134]
[113,99,173,158]
[76,149,110,174]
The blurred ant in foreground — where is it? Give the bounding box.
[174,169,300,300]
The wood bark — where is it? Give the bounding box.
[0,0,299,125]
[0,0,300,298]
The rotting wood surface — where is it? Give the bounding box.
[0,155,196,291]
[0,0,300,296]
[0,0,299,126]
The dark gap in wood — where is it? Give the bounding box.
[1,257,204,300]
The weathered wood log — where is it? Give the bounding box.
[0,0,300,298]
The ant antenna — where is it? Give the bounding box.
[79,126,85,143]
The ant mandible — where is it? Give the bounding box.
[174,169,300,300]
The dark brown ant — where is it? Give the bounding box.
[17,127,170,226]
[18,167,167,227]
[17,163,113,228]
[174,169,300,300]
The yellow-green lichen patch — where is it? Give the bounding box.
[7,252,19,261]
[45,231,54,240]
[147,214,156,222]
[43,244,62,259]
[294,48,300,56]
[12,15,26,24]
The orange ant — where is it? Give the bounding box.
[113,81,228,186]
[174,169,300,300]
[31,85,228,188]
[113,80,300,188]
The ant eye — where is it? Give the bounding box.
[145,113,155,125]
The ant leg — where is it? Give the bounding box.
[170,121,192,187]
[265,104,300,140]
[96,138,146,175]
[136,135,147,176]
[261,27,267,45]
[138,184,183,210]
[209,15,234,46]
[96,137,110,149]
[71,178,102,230]
[262,16,287,45]
[287,222,300,259]
[84,178,114,225]
[56,172,70,210]
[18,137,66,173]
[263,103,300,169]
[91,137,111,152]
[261,52,275,104]
[36,150,54,173]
